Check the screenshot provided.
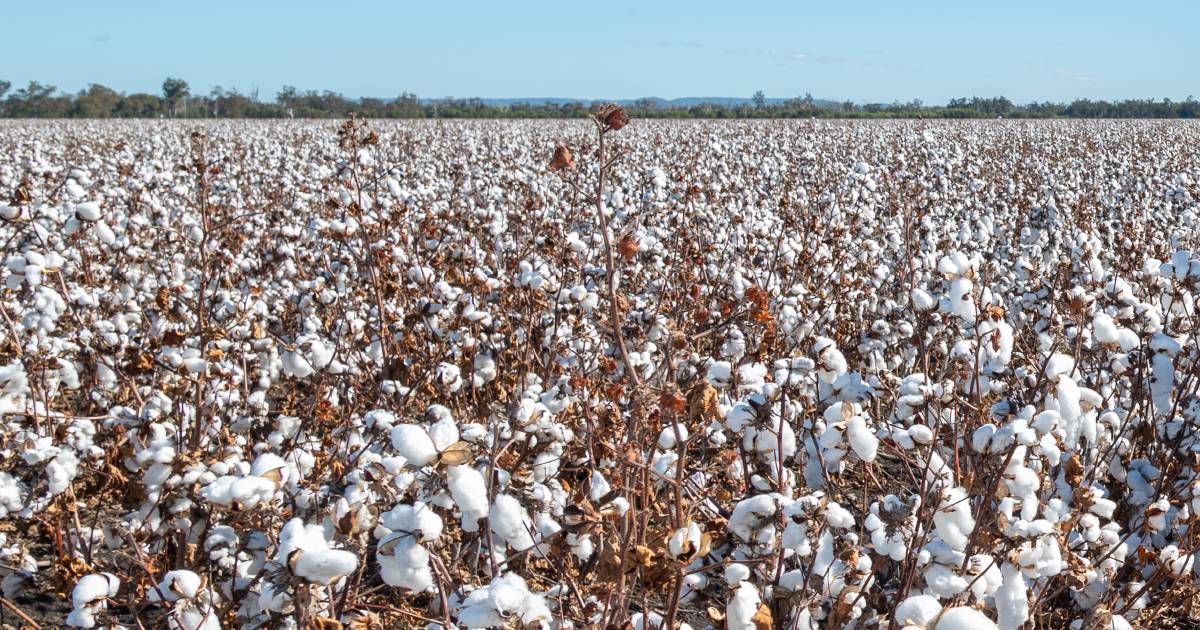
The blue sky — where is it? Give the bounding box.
[3,0,1196,104]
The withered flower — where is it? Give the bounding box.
[549,144,575,171]
[595,103,630,131]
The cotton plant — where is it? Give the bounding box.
[1,118,1199,629]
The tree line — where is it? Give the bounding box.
[0,78,1196,119]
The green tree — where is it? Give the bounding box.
[74,84,122,118]
[162,77,190,117]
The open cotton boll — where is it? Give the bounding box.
[707,361,733,389]
[71,572,120,609]
[668,522,703,560]
[199,474,277,510]
[448,464,489,532]
[379,535,435,592]
[724,563,751,585]
[425,405,460,450]
[390,424,438,467]
[276,517,357,583]
[933,606,999,630]
[66,572,120,628]
[845,416,879,462]
[934,486,975,550]
[293,547,358,585]
[895,595,941,627]
[148,569,203,602]
[995,562,1029,630]
[657,423,689,450]
[725,581,762,630]
[490,494,536,552]
[911,288,937,311]
[74,201,102,222]
[377,501,443,543]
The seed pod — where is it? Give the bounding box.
[549,145,574,171]
[604,105,630,130]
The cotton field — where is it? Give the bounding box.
[1,116,1199,629]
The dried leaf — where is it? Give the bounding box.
[751,603,773,630]
[437,441,476,466]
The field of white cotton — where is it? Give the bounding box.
[0,115,1198,629]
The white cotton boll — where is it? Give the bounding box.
[589,470,612,502]
[814,337,847,383]
[71,572,120,608]
[933,607,999,630]
[726,581,761,630]
[74,202,102,222]
[1150,351,1174,415]
[935,486,975,550]
[947,277,977,322]
[1161,545,1194,575]
[657,423,689,450]
[426,412,460,451]
[490,494,535,551]
[908,424,934,445]
[294,548,358,585]
[668,522,703,560]
[911,288,936,311]
[251,452,289,485]
[996,563,1029,630]
[448,465,489,532]
[895,595,942,627]
[1093,313,1120,345]
[846,416,879,462]
[379,535,435,592]
[825,501,855,529]
[707,361,733,388]
[378,501,444,543]
[148,570,203,602]
[390,424,437,467]
[724,563,751,585]
[67,572,120,628]
[1044,353,1075,380]
[281,348,315,378]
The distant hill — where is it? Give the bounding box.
[411,96,841,109]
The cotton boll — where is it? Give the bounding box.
[667,522,703,560]
[846,416,879,462]
[390,424,437,467]
[726,581,762,630]
[933,606,999,630]
[448,464,489,532]
[895,594,941,627]
[490,494,536,552]
[995,563,1029,630]
[293,548,358,585]
[911,288,936,311]
[934,486,975,551]
[377,501,444,543]
[74,202,102,222]
[147,570,203,603]
[724,563,751,585]
[66,572,120,628]
[378,535,434,592]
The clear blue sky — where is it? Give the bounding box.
[3,0,1196,104]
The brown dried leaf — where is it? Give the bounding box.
[437,441,476,466]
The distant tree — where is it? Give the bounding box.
[162,77,190,117]
[10,81,57,116]
[753,90,766,108]
[74,84,121,118]
[117,93,161,117]
[0,80,10,100]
